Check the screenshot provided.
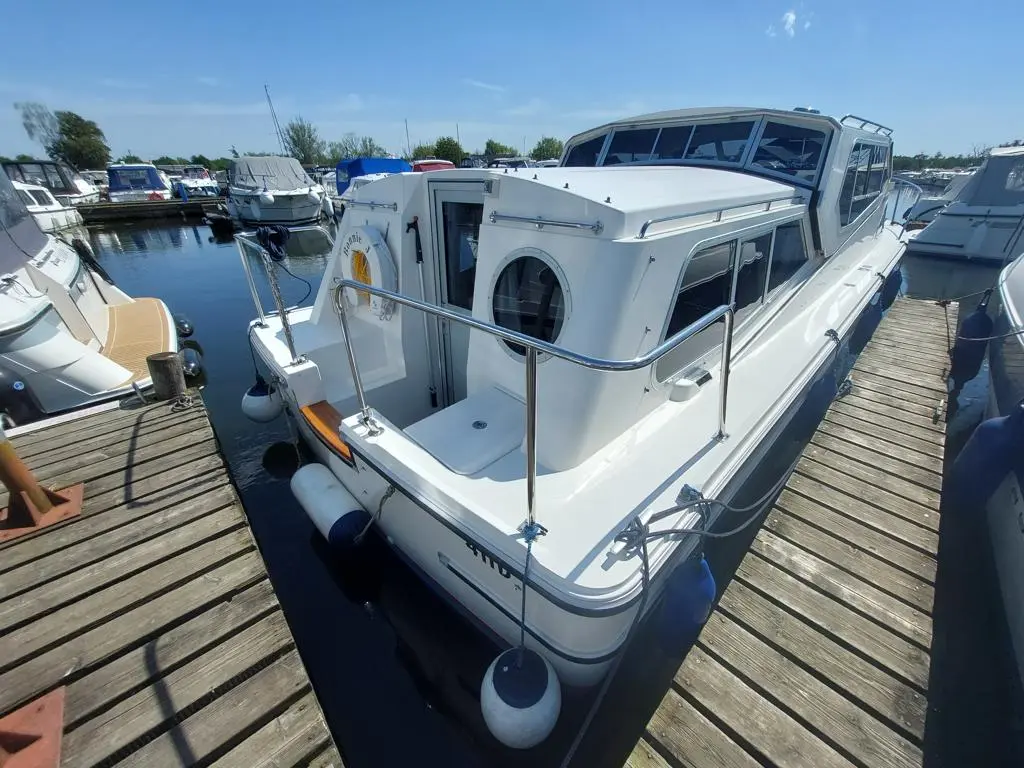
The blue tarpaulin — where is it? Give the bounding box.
[335,158,411,195]
[107,165,165,192]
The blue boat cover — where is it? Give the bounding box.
[335,158,411,194]
[107,165,165,192]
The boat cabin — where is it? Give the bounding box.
[2,160,98,205]
[107,163,173,202]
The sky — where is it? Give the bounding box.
[0,0,1020,162]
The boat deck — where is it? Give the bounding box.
[627,297,957,768]
[0,396,342,767]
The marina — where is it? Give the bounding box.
[0,396,341,767]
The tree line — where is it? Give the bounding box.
[893,140,1023,172]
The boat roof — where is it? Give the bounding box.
[230,156,313,189]
[109,163,158,169]
[0,168,46,272]
[990,146,1024,157]
[574,106,841,137]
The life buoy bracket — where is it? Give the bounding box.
[339,225,398,318]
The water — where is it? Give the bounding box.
[85,220,1019,767]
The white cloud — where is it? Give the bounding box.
[504,99,546,117]
[804,19,811,29]
[98,77,146,89]
[782,10,797,37]
[463,78,504,93]
[197,76,220,87]
[765,24,777,37]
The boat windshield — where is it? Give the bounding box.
[183,167,211,179]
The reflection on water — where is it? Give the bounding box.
[85,220,1017,767]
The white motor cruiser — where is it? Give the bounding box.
[242,106,908,740]
[12,180,84,233]
[226,156,331,225]
[0,167,184,424]
[906,147,1024,264]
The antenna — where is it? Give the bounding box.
[456,123,461,145]
[405,119,412,157]
[265,84,286,155]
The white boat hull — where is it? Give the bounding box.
[31,207,83,233]
[230,190,323,226]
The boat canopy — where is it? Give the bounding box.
[107,165,165,192]
[230,156,313,191]
[2,160,79,197]
[0,168,46,274]
[335,158,411,194]
[954,148,1024,208]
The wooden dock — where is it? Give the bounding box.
[79,198,224,223]
[628,297,956,768]
[0,396,342,767]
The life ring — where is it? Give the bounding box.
[148,191,163,201]
[339,225,397,318]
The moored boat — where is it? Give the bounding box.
[226,156,329,225]
[12,180,84,233]
[107,163,174,202]
[241,105,908,743]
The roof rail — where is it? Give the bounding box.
[840,115,894,137]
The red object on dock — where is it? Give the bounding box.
[0,688,65,768]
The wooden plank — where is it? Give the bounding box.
[699,612,922,768]
[0,552,266,716]
[801,443,941,511]
[847,371,945,409]
[863,334,950,363]
[208,691,332,768]
[832,393,946,436]
[719,579,926,740]
[625,738,674,768]
[113,651,309,768]
[62,613,294,768]
[0,466,229,575]
[643,687,759,768]
[677,647,855,767]
[306,744,346,768]
[0,484,236,597]
[14,404,205,460]
[64,580,279,729]
[870,324,949,352]
[824,409,943,461]
[749,531,932,648]
[25,412,210,474]
[788,468,939,550]
[851,360,947,397]
[809,430,942,493]
[855,345,949,379]
[0,529,253,673]
[815,420,944,476]
[765,505,935,608]
[737,555,930,689]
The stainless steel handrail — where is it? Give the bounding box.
[333,279,735,532]
[488,211,604,234]
[888,177,925,236]
[235,225,335,366]
[344,199,398,211]
[840,114,894,136]
[637,194,802,239]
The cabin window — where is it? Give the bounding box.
[685,122,755,163]
[766,221,807,295]
[603,129,659,165]
[651,126,694,161]
[19,164,47,186]
[733,232,771,327]
[4,165,23,182]
[839,142,889,225]
[750,122,826,182]
[441,202,483,311]
[44,165,65,190]
[563,135,607,167]
[16,190,34,207]
[656,241,735,381]
[492,250,566,355]
[29,191,51,206]
[1007,160,1024,193]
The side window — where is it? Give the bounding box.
[563,135,606,167]
[840,142,890,225]
[651,125,694,161]
[750,122,827,182]
[441,201,483,310]
[603,128,659,165]
[685,122,755,163]
[656,241,735,381]
[767,221,807,295]
[733,232,771,327]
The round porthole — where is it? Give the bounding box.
[491,249,567,356]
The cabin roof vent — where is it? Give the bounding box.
[793,106,821,114]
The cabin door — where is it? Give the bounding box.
[430,182,486,405]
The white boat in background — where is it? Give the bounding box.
[0,167,185,424]
[903,169,976,226]
[175,165,220,198]
[906,147,1024,264]
[80,170,109,198]
[107,164,174,202]
[226,156,329,225]
[2,160,100,206]
[12,180,83,233]
[241,105,907,743]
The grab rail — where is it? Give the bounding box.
[637,194,802,239]
[488,211,603,235]
[840,114,894,136]
[235,225,335,365]
[344,199,398,211]
[888,177,925,236]
[332,279,735,531]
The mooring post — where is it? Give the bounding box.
[147,351,186,401]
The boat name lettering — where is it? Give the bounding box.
[464,540,512,578]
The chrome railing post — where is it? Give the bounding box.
[891,184,902,225]
[237,239,267,326]
[260,251,303,366]
[335,286,381,435]
[525,347,538,527]
[717,308,735,440]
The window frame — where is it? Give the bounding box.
[837,139,891,229]
[747,120,830,186]
[655,213,811,383]
[487,246,572,362]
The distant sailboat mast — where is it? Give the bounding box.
[265,84,286,155]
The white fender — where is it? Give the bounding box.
[290,463,370,549]
[339,225,398,317]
